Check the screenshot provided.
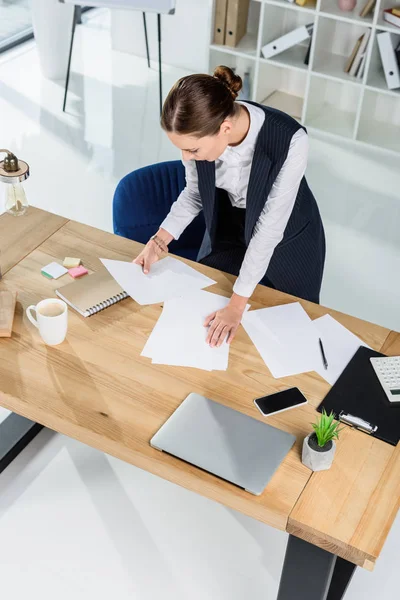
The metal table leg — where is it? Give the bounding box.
[0,413,43,474]
[143,13,150,68]
[277,535,357,600]
[157,13,162,115]
[63,4,79,113]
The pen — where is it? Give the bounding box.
[319,338,328,370]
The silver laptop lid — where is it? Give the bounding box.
[150,393,296,495]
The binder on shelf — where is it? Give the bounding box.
[383,8,400,29]
[213,0,228,45]
[349,29,371,77]
[318,347,400,447]
[261,24,313,59]
[359,0,376,19]
[225,0,250,48]
[377,31,400,90]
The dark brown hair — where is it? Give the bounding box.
[161,66,242,137]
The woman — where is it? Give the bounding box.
[134,66,325,348]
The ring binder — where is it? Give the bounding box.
[318,347,400,446]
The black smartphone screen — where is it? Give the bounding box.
[254,388,307,416]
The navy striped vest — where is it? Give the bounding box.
[196,101,325,302]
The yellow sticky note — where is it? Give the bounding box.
[63,257,81,269]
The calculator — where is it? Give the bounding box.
[370,357,400,403]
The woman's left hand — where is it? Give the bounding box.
[204,303,245,347]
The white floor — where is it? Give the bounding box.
[0,10,399,600]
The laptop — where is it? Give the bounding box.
[150,393,296,496]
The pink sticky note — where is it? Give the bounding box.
[69,265,88,278]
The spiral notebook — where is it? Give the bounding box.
[55,268,128,317]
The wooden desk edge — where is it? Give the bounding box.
[0,389,295,532]
[286,520,376,571]
[0,207,69,275]
[287,441,400,571]
[285,331,400,570]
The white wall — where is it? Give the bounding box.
[111,0,213,73]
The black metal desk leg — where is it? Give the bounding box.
[157,13,162,115]
[0,413,43,474]
[277,535,357,600]
[142,13,150,68]
[63,5,79,113]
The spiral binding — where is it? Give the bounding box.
[87,291,128,316]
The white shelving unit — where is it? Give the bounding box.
[209,0,400,155]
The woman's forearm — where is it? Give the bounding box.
[155,227,174,246]
[229,292,249,312]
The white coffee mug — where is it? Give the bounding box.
[26,298,68,345]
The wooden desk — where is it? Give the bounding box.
[0,210,399,600]
[0,206,68,275]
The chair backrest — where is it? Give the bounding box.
[113,161,205,259]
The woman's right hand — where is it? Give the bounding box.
[133,240,162,274]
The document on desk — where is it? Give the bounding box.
[243,303,371,383]
[242,302,321,378]
[141,290,236,371]
[313,314,371,385]
[101,257,216,305]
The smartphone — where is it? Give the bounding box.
[254,387,307,417]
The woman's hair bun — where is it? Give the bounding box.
[213,65,243,100]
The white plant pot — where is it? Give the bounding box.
[32,0,75,80]
[302,433,336,472]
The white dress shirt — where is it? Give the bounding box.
[161,102,309,298]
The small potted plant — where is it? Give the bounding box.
[302,409,343,472]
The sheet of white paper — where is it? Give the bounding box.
[313,314,371,385]
[242,302,321,378]
[101,257,216,305]
[141,290,234,371]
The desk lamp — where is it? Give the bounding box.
[0,149,29,217]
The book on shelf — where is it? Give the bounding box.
[304,34,312,66]
[356,52,367,79]
[349,29,371,77]
[345,35,363,73]
[377,31,400,90]
[359,0,376,18]
[261,24,313,59]
[383,8,400,28]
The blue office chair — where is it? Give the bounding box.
[113,161,206,262]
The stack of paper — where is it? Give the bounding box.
[101,257,216,305]
[141,290,232,371]
[242,302,370,383]
[242,302,321,379]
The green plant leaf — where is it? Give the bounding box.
[310,409,342,447]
